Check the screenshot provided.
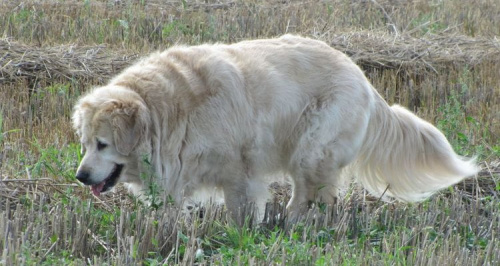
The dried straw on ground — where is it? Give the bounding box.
[0,39,138,84]
[1,32,499,85]
[330,32,500,72]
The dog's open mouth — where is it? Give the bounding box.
[91,164,124,196]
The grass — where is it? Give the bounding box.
[1,0,499,265]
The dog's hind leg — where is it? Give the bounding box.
[285,97,369,221]
[286,147,343,221]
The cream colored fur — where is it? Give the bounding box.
[72,35,479,223]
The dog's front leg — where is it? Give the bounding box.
[221,181,252,226]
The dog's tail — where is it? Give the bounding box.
[353,92,479,202]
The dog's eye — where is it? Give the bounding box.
[97,139,108,151]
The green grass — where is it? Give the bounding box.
[1,0,499,265]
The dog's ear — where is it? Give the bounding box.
[72,105,83,137]
[72,100,92,140]
[107,99,150,156]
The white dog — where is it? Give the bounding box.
[72,35,478,223]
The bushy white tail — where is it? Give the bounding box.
[354,95,479,202]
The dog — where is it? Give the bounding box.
[72,35,478,223]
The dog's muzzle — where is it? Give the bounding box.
[75,164,124,196]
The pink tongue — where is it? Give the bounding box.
[91,182,105,196]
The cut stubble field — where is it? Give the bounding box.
[0,0,499,265]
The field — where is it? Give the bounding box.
[1,0,499,264]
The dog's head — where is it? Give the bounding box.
[72,86,150,196]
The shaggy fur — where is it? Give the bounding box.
[72,35,478,223]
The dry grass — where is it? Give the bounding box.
[1,0,499,264]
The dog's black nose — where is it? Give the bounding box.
[76,171,90,184]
